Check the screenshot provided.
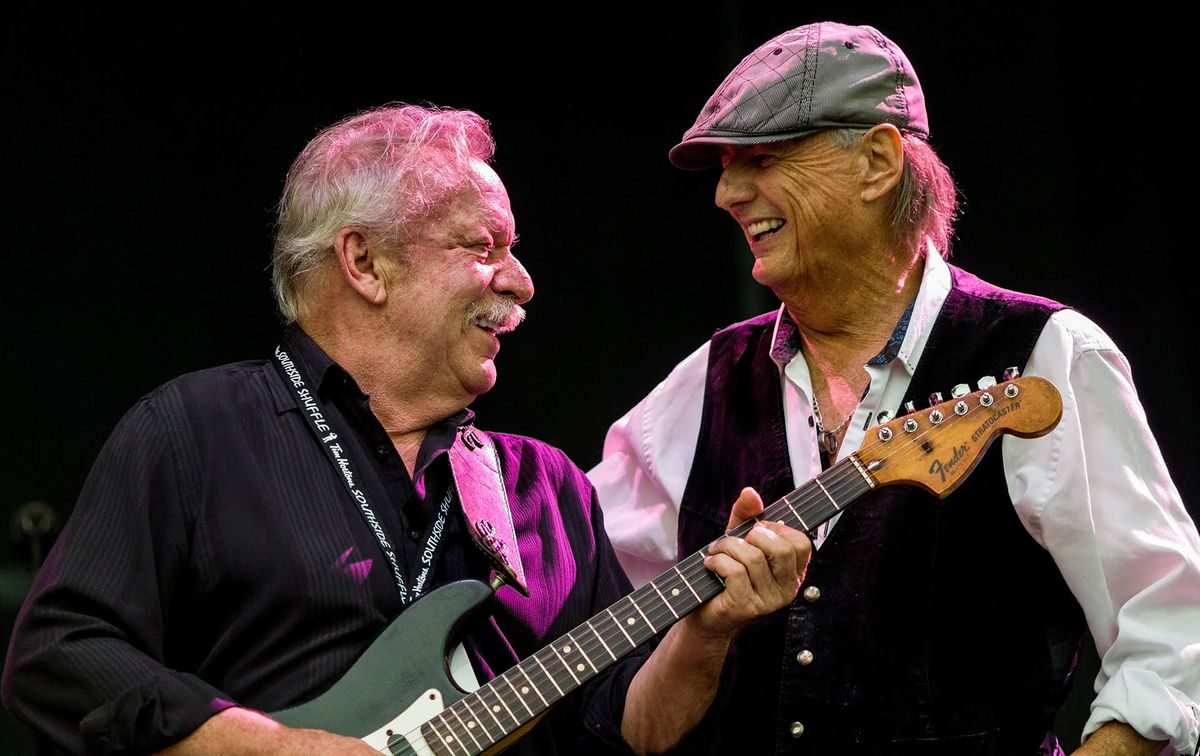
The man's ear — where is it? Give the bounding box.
[859,123,904,203]
[333,227,389,306]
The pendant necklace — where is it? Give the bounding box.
[811,395,852,456]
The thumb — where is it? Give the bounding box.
[726,487,765,530]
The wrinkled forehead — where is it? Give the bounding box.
[429,159,515,236]
[469,159,516,234]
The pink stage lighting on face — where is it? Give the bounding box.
[333,547,373,584]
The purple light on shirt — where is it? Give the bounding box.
[333,546,373,584]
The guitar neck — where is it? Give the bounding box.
[415,455,876,755]
[410,376,1064,754]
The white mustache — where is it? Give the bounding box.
[466,298,526,334]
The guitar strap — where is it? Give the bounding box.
[448,426,530,598]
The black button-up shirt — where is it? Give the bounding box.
[2,328,639,754]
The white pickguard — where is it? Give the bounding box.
[359,644,479,752]
[360,687,444,752]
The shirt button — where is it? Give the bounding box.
[410,530,420,540]
[803,585,821,602]
[796,649,814,666]
[789,721,805,738]
[375,445,390,459]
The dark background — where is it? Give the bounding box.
[2,6,1192,752]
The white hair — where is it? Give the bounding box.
[272,104,495,322]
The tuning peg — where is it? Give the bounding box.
[928,392,943,406]
[1003,366,1021,381]
[977,376,997,389]
[903,401,916,415]
[950,383,970,398]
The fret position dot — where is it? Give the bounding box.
[627,618,636,625]
[493,705,501,713]
[446,737,455,743]
[562,645,571,653]
[521,686,529,694]
[671,588,680,596]
[468,722,476,729]
[576,663,585,672]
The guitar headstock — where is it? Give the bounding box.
[856,375,1062,498]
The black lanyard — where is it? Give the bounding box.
[273,345,452,606]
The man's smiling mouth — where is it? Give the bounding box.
[746,218,785,242]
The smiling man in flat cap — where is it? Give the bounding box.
[591,21,1200,755]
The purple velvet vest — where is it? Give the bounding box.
[678,267,1083,755]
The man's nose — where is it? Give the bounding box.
[715,165,754,212]
[493,252,534,305]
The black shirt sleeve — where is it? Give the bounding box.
[2,396,235,755]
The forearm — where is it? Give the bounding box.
[620,616,731,754]
[1072,721,1168,756]
[156,707,376,756]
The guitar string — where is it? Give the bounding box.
[372,385,1033,755]
[380,388,1021,756]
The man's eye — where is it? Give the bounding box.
[750,154,772,167]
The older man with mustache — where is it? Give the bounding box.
[5,104,716,755]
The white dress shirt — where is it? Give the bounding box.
[588,251,1200,753]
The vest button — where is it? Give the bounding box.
[796,649,814,666]
[803,585,821,602]
[789,721,805,738]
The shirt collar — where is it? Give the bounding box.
[272,324,476,430]
[767,243,953,375]
[281,323,356,397]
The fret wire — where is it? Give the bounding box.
[672,565,701,603]
[487,675,521,724]
[500,673,536,718]
[472,685,509,731]
[607,606,636,648]
[821,473,872,516]
[456,695,496,746]
[447,706,483,752]
[418,721,445,756]
[549,643,582,684]
[585,620,618,661]
[532,653,566,697]
[813,478,840,510]
[649,581,679,619]
[628,594,658,634]
[591,621,626,656]
[780,498,808,531]
[416,724,440,756]
[516,657,556,710]
[429,714,468,756]
[513,662,551,709]
[780,480,838,519]
[566,630,600,674]
[783,470,867,526]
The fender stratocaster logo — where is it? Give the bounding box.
[970,401,1020,443]
[929,443,970,483]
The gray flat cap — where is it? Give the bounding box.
[670,22,928,169]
